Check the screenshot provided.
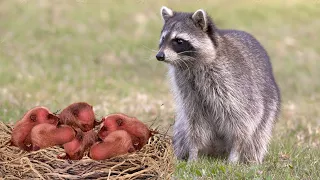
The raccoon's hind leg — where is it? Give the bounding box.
[240,136,267,164]
[228,127,271,164]
[241,110,277,163]
[227,126,253,164]
[248,125,274,163]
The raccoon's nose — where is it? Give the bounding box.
[156,52,165,61]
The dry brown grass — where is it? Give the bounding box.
[0,122,174,180]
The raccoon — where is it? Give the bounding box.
[156,6,281,163]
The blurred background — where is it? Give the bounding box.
[0,0,319,173]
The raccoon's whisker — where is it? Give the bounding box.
[172,60,181,69]
[172,60,184,70]
[176,50,197,55]
[143,54,156,61]
[180,59,190,69]
[180,59,192,77]
[179,61,186,70]
[142,45,158,52]
[174,59,191,77]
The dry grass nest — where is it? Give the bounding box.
[0,122,174,179]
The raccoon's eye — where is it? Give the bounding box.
[173,38,184,45]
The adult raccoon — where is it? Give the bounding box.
[155,6,281,163]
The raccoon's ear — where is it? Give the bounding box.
[160,6,174,23]
[192,9,208,31]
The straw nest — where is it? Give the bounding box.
[0,122,174,180]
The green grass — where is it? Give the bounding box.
[1,0,319,179]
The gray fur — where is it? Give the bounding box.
[156,6,281,163]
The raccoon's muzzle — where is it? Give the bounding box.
[156,51,165,61]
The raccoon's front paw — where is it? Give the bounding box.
[187,147,199,162]
[228,148,240,164]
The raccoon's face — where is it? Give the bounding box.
[156,6,216,66]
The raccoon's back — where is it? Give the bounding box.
[220,29,280,110]
[219,30,273,77]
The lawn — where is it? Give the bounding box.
[0,0,319,179]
